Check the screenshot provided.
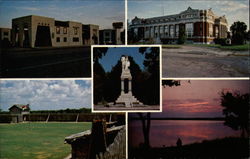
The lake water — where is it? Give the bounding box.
[128,120,240,147]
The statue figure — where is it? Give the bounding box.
[121,56,130,72]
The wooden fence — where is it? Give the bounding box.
[96,126,126,159]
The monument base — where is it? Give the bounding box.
[114,92,144,107]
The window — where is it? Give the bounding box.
[56,27,60,34]
[73,37,79,42]
[105,32,110,37]
[185,23,193,37]
[159,26,164,37]
[64,37,67,42]
[63,27,67,34]
[3,32,9,36]
[150,27,154,37]
[164,25,169,36]
[154,26,158,37]
[74,27,78,35]
[209,23,213,37]
[56,37,60,42]
[175,25,179,37]
[145,27,150,38]
[215,26,219,38]
[170,25,174,37]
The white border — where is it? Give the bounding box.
[91,45,162,113]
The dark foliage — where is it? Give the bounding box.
[220,91,249,137]
[162,80,181,87]
[129,137,249,159]
[94,47,160,105]
[230,21,247,45]
[177,27,186,44]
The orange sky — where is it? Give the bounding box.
[160,80,249,118]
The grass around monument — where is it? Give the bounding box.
[0,122,91,159]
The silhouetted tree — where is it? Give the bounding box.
[230,21,247,45]
[220,91,249,138]
[94,61,106,104]
[93,47,109,63]
[137,113,151,149]
[162,80,181,87]
[137,80,182,149]
[139,47,160,105]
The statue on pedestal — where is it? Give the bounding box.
[114,55,143,107]
[121,56,130,72]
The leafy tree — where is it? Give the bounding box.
[139,47,160,105]
[93,47,108,63]
[230,21,247,45]
[220,91,249,137]
[94,61,106,104]
[178,27,186,44]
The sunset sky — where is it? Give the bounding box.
[128,0,249,29]
[160,80,249,118]
[0,0,124,29]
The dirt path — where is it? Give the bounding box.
[162,45,249,78]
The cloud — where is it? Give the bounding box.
[216,1,248,12]
[18,7,41,11]
[0,80,91,111]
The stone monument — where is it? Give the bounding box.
[115,56,143,107]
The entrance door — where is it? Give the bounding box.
[35,26,52,47]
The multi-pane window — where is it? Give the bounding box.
[56,27,60,34]
[74,27,78,35]
[63,27,67,34]
[209,23,213,37]
[145,27,150,38]
[185,23,193,37]
[4,32,9,36]
[150,27,154,38]
[159,26,164,38]
[73,37,79,42]
[215,26,219,38]
[133,28,138,36]
[64,37,67,42]
[56,37,60,42]
[170,25,174,37]
[175,25,179,37]
[154,26,158,37]
[164,25,169,36]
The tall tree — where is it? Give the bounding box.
[137,80,182,149]
[178,27,186,44]
[230,21,247,45]
[220,91,249,137]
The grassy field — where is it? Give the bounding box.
[0,122,91,159]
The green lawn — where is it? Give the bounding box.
[0,122,91,159]
[190,44,249,51]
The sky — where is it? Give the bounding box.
[0,0,125,29]
[99,47,149,72]
[128,0,249,29]
[0,80,91,111]
[159,80,249,118]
